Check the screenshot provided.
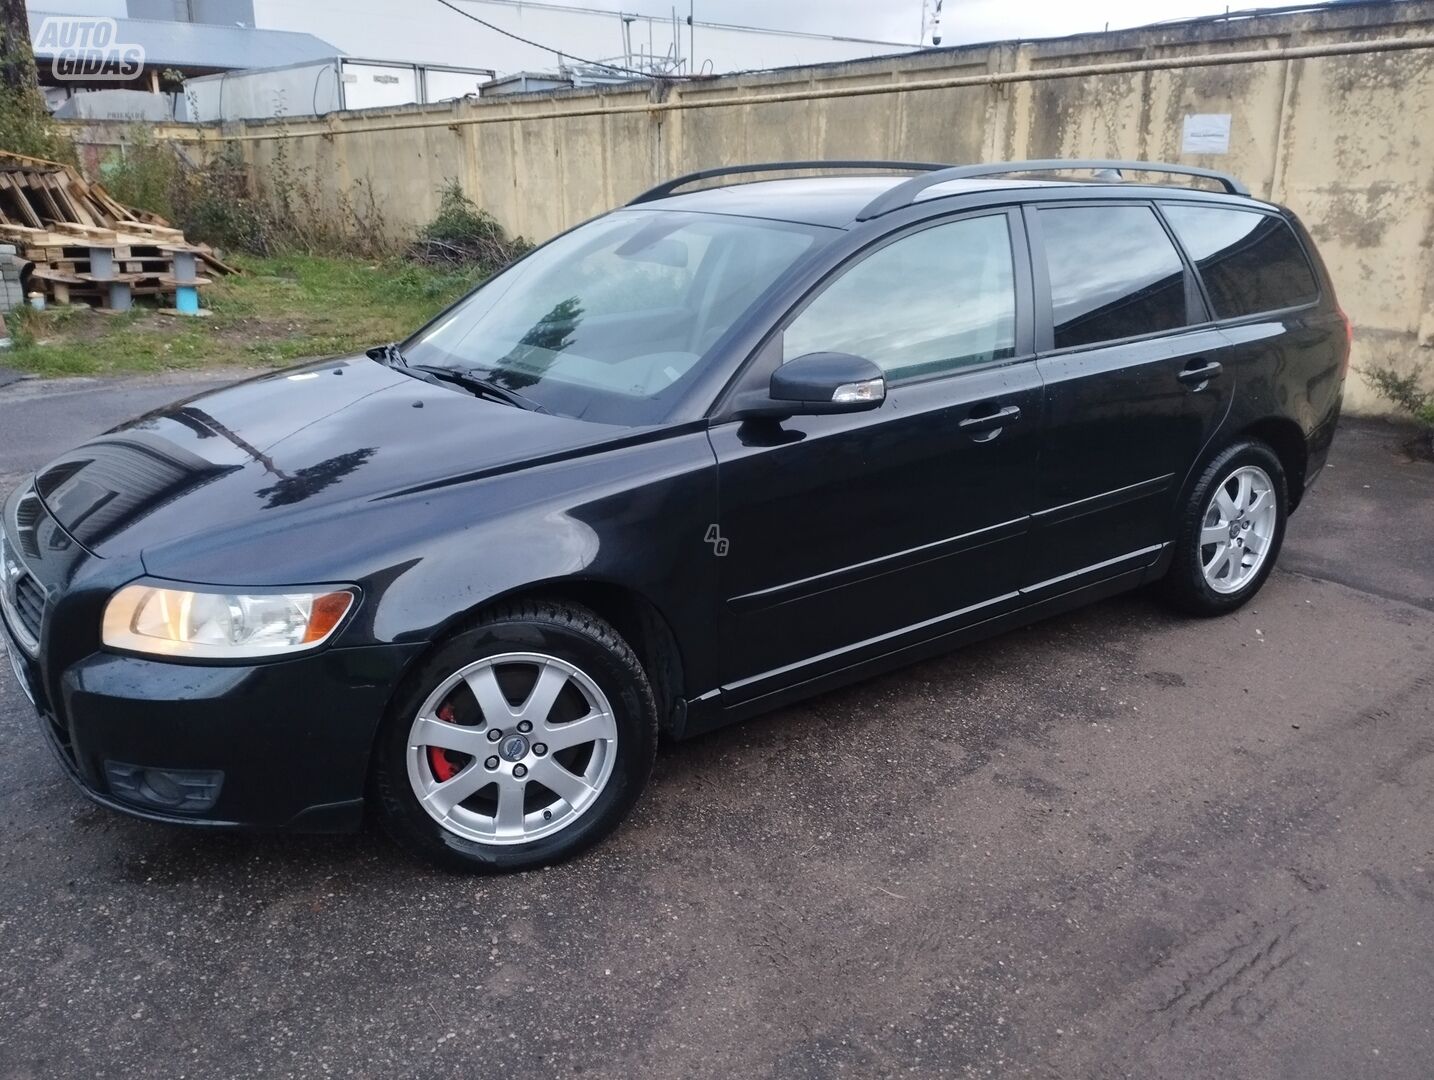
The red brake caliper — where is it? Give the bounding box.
[427,703,460,781]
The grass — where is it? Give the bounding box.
[1,254,489,378]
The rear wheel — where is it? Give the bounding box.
[1161,440,1288,616]
[374,601,658,872]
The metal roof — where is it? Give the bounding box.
[28,11,341,71]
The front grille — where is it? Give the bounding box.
[14,492,43,558]
[12,574,43,642]
[1,529,42,655]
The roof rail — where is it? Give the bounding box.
[627,160,952,206]
[855,159,1250,220]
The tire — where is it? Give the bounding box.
[1160,440,1288,617]
[373,600,658,873]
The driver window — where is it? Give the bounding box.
[783,214,1017,382]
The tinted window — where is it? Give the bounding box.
[784,214,1017,381]
[404,210,825,425]
[1039,205,1188,349]
[1162,205,1318,318]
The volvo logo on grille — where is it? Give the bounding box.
[499,734,530,762]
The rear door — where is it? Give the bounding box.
[1023,200,1233,599]
[1159,202,1341,459]
[708,208,1042,702]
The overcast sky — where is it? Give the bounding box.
[558,0,1293,45]
[239,0,1326,75]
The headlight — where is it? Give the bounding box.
[102,584,355,659]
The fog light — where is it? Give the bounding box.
[103,761,224,813]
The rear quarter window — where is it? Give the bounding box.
[1161,204,1319,319]
[1037,204,1189,350]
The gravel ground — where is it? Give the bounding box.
[1,375,1432,1079]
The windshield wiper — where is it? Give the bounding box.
[409,364,549,414]
[370,341,418,372]
[372,344,546,413]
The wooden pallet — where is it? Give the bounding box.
[0,150,234,308]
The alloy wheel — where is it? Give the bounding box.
[1199,464,1278,595]
[406,651,618,845]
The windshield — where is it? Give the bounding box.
[402,210,828,424]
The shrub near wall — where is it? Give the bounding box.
[102,125,392,258]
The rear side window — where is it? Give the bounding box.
[1161,205,1318,318]
[1038,205,1188,350]
[783,214,1017,382]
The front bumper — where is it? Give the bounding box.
[4,610,422,831]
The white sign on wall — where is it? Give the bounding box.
[1181,113,1233,155]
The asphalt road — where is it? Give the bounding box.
[2,375,1433,1080]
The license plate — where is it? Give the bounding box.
[1,628,36,708]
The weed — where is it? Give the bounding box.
[1360,364,1434,428]
[99,126,530,276]
[100,125,178,219]
[1361,362,1434,459]
[4,306,35,348]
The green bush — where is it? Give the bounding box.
[4,305,36,349]
[173,142,273,254]
[81,129,525,275]
[1360,364,1434,429]
[102,129,389,258]
[102,133,268,252]
[101,125,178,219]
[412,179,531,272]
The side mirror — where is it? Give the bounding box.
[736,352,886,419]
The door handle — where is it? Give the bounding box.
[959,404,1022,437]
[1177,360,1223,387]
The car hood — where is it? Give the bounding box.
[32,356,637,563]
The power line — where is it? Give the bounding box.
[442,0,918,48]
[431,0,693,79]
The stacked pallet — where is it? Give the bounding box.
[0,151,234,312]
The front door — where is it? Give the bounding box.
[707,209,1043,704]
[1022,201,1233,598]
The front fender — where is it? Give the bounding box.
[140,428,722,694]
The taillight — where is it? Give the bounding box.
[1337,306,1352,379]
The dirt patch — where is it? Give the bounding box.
[30,306,119,347]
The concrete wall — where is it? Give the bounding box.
[69,1,1434,415]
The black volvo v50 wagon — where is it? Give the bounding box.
[2,160,1347,871]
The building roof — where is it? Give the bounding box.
[28,11,341,73]
[481,71,573,87]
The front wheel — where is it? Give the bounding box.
[1160,440,1288,616]
[373,601,658,872]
